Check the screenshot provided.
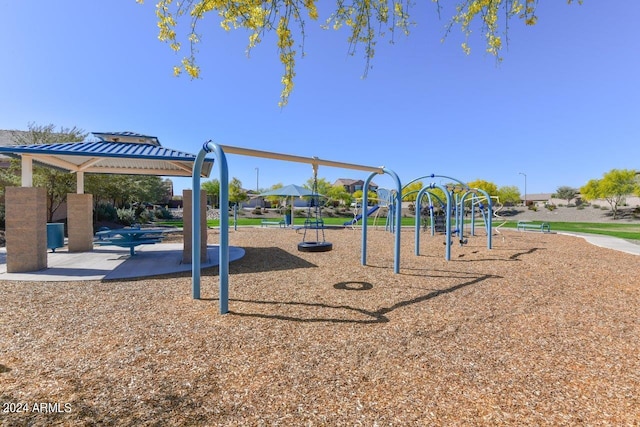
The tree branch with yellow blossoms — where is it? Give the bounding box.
[136,0,582,107]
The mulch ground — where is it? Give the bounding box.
[1,227,639,426]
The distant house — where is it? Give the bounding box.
[333,178,379,194]
[523,193,552,206]
[242,190,267,209]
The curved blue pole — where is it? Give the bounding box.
[474,188,493,249]
[361,172,374,266]
[402,174,467,192]
[421,183,453,260]
[388,168,402,274]
[457,188,494,249]
[192,141,229,314]
[458,191,471,238]
[361,168,402,273]
[442,185,453,261]
[467,192,477,236]
[415,187,433,256]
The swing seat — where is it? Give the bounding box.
[298,167,333,252]
[298,241,333,252]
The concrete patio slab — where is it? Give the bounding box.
[0,244,245,282]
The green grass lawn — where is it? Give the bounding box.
[495,220,640,241]
[157,217,640,242]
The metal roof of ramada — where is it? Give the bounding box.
[0,131,214,177]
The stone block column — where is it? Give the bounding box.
[67,193,94,252]
[182,189,208,263]
[6,187,47,273]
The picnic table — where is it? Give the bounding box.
[94,227,170,256]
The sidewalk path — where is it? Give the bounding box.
[557,232,640,256]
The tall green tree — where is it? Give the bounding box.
[228,177,248,207]
[202,179,221,208]
[580,169,639,219]
[85,175,171,208]
[553,186,578,205]
[131,176,172,204]
[1,123,87,221]
[304,176,332,196]
[140,0,574,105]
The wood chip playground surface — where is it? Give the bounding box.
[1,227,639,425]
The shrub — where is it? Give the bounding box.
[138,209,153,224]
[154,207,173,220]
[117,208,136,226]
[0,204,5,229]
[134,205,146,219]
[95,203,117,222]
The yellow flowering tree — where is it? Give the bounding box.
[138,0,581,106]
[467,179,498,197]
[580,169,639,219]
[401,180,423,202]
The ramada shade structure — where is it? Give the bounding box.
[1,131,215,273]
[0,131,214,191]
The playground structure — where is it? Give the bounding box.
[191,142,402,314]
[190,141,497,315]
[344,188,393,227]
[397,175,494,261]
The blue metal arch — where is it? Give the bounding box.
[191,141,403,314]
[361,169,402,273]
[192,141,229,314]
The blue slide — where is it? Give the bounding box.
[343,205,380,226]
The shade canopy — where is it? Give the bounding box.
[0,131,214,178]
[260,184,316,198]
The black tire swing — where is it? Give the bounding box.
[298,163,333,253]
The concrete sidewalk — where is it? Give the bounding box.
[557,232,640,256]
[0,244,245,282]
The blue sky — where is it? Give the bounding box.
[1,1,638,196]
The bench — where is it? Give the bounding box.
[261,219,286,228]
[517,221,551,232]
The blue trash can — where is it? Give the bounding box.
[46,223,65,252]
